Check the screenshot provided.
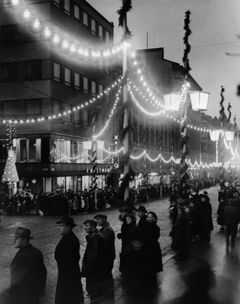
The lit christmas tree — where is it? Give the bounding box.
[1,148,19,183]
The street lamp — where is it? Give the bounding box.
[164,93,181,111]
[189,91,209,111]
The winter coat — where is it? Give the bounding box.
[119,221,139,252]
[54,231,83,304]
[198,201,213,234]
[224,200,240,233]
[217,200,227,226]
[141,222,163,272]
[99,222,116,274]
[82,230,107,279]
[10,243,46,304]
[170,214,191,253]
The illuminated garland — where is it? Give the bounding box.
[92,87,122,139]
[1,77,122,125]
[9,0,130,60]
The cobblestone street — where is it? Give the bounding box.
[0,186,219,303]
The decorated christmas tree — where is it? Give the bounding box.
[1,148,19,183]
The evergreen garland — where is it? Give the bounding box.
[117,0,132,38]
[182,10,192,77]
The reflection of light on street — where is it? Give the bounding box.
[4,222,24,229]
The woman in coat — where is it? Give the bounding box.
[141,211,163,277]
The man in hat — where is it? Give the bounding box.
[55,216,83,304]
[137,206,148,232]
[10,227,46,304]
[82,219,109,304]
[94,214,116,277]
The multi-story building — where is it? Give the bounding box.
[0,0,119,193]
[128,48,217,183]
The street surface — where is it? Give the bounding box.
[0,186,219,303]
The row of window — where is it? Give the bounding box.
[0,61,104,95]
[1,60,42,82]
[53,62,104,95]
[53,0,111,42]
[0,99,92,127]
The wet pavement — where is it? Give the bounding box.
[1,186,233,304]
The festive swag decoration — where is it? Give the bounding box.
[227,102,232,125]
[219,86,226,126]
[182,10,192,77]
[91,110,98,204]
[118,0,132,38]
[179,10,192,197]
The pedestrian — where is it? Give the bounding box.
[10,227,47,304]
[141,211,163,284]
[55,216,83,304]
[118,213,139,272]
[224,191,240,250]
[94,213,116,276]
[198,193,213,243]
[170,204,191,260]
[137,206,148,232]
[82,219,109,304]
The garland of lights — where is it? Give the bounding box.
[1,77,122,125]
[9,0,130,61]
[92,87,122,140]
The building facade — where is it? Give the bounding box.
[0,0,118,193]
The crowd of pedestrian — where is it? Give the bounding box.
[9,200,164,304]
[1,177,216,217]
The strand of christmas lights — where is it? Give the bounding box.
[102,147,124,155]
[10,0,130,61]
[129,53,165,108]
[1,77,122,125]
[92,87,122,140]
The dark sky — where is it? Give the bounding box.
[88,0,240,122]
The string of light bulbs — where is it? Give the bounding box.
[9,0,130,61]
[1,77,122,125]
[92,86,122,140]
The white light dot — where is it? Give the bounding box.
[12,0,19,6]
[70,43,76,53]
[32,18,41,30]
[23,9,31,20]
[62,39,69,50]
[43,26,52,38]
[52,34,60,44]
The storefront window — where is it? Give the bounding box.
[16,138,41,162]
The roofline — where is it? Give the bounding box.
[81,0,114,28]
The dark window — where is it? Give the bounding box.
[64,67,71,86]
[53,0,60,6]
[0,140,8,162]
[83,77,88,93]
[2,62,18,82]
[53,62,61,81]
[63,0,70,14]
[25,99,41,116]
[74,72,80,89]
[91,19,96,35]
[1,24,20,44]
[98,25,104,40]
[73,4,80,20]
[83,12,88,27]
[2,100,19,116]
[25,61,42,80]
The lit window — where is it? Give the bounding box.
[105,31,110,42]
[74,72,80,89]
[83,77,88,93]
[83,12,88,26]
[91,81,96,95]
[91,19,96,35]
[64,68,71,86]
[99,84,103,94]
[98,25,103,39]
[64,0,70,14]
[74,4,80,20]
[53,62,61,81]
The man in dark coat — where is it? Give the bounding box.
[224,191,240,249]
[55,216,83,304]
[94,213,116,276]
[82,219,109,304]
[10,227,47,304]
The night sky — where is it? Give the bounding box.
[88,0,240,121]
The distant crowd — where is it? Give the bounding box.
[0,177,217,217]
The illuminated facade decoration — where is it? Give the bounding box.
[0,0,118,192]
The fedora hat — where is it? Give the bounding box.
[137,206,147,213]
[56,216,76,228]
[14,227,33,240]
